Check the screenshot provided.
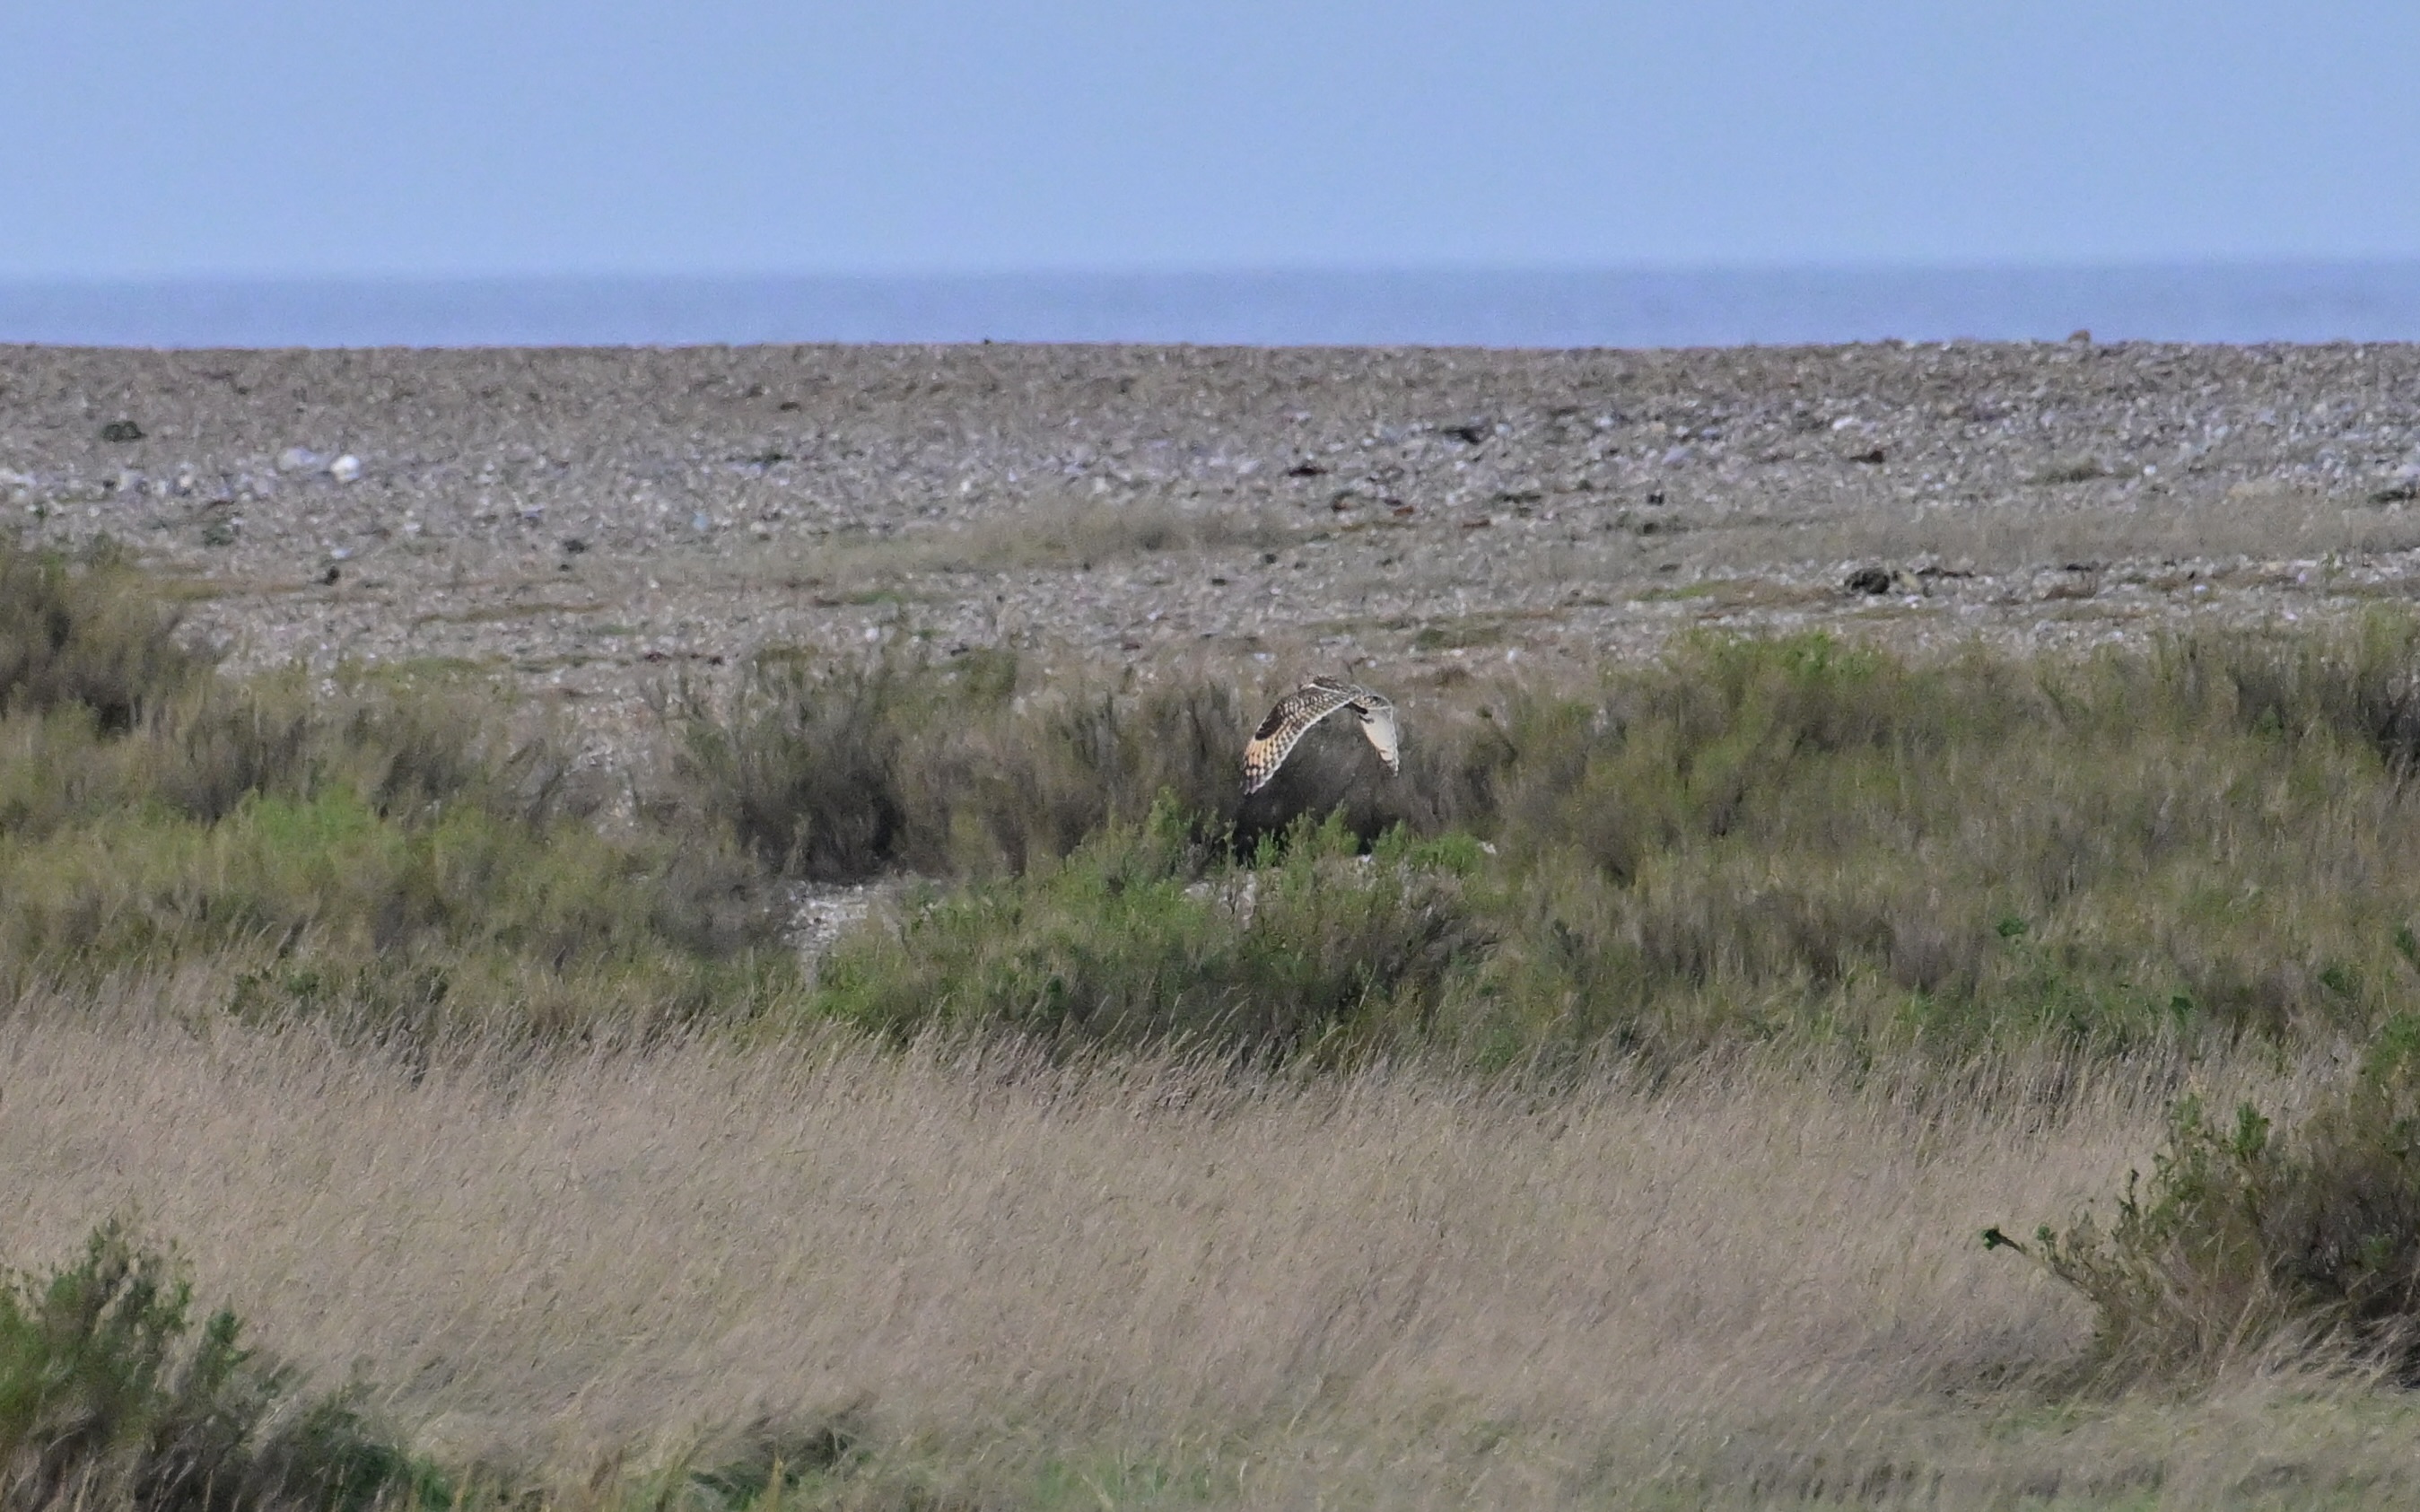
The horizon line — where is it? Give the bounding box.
[9,256,2420,288]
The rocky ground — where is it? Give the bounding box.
[6,339,2420,752]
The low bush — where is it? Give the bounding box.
[668,651,1255,880]
[1459,627,2420,1054]
[0,1223,425,1512]
[805,804,1489,1057]
[29,529,2420,1064]
[0,536,782,1043]
[0,537,210,731]
[2003,1012,2420,1387]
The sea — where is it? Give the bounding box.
[4,263,2420,350]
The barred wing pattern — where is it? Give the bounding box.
[1242,677,1402,793]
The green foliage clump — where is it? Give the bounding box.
[1455,625,2420,1056]
[31,530,2420,1066]
[0,537,211,731]
[0,1223,425,1512]
[808,804,1487,1057]
[670,652,1251,881]
[0,535,781,1043]
[2010,1013,2420,1386]
[735,622,2420,1065]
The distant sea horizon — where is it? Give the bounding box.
[5,261,2420,350]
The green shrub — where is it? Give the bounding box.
[2003,1013,2420,1386]
[4,798,783,1043]
[0,537,211,731]
[0,1223,425,1512]
[0,554,782,1042]
[1458,628,2420,1053]
[806,804,1488,1057]
[669,652,1254,880]
[32,524,2420,1067]
[669,658,919,883]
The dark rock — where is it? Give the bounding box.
[1844,565,1895,596]
[100,419,143,442]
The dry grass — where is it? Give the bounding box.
[702,496,1302,592]
[1753,479,2420,576]
[23,534,2420,1505]
[878,495,1300,575]
[10,1003,2420,1507]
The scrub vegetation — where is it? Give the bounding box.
[20,532,2420,1506]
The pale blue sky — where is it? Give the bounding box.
[4,1,2416,279]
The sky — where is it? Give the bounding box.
[3,1,2417,281]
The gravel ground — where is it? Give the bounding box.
[7,339,2420,749]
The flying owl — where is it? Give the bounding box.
[1242,677,1401,794]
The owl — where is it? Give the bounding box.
[1242,677,1401,794]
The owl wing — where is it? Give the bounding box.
[1242,679,1362,793]
[1352,695,1401,774]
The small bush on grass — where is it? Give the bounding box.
[0,537,211,731]
[2001,1013,2420,1387]
[919,676,1248,873]
[0,1222,424,1512]
[2174,612,2420,773]
[805,804,1488,1057]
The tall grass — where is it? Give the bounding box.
[0,538,780,1043]
[25,523,2420,1491]
[711,622,2420,1062]
[22,531,2420,1065]
[18,1015,2420,1508]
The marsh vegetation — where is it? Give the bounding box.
[17,534,2420,1506]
